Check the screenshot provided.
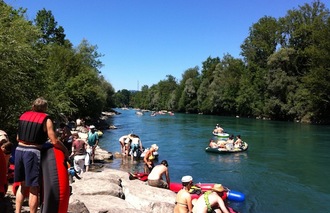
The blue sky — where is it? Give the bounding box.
[5,0,327,91]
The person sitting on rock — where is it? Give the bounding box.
[174,175,193,213]
[147,160,170,189]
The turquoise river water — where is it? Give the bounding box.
[97,108,330,213]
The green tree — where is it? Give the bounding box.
[197,57,220,113]
[0,2,44,134]
[178,67,200,112]
[114,89,131,107]
[34,9,67,45]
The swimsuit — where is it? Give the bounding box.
[204,191,213,213]
[148,153,155,160]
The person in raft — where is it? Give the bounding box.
[209,138,218,148]
[147,160,170,189]
[174,175,193,213]
[213,124,224,134]
[234,135,243,149]
[15,97,69,213]
[192,184,230,213]
[143,143,159,173]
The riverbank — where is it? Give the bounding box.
[2,146,176,213]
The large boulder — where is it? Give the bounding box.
[69,168,176,213]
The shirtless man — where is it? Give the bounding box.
[192,184,229,213]
[213,124,224,134]
[147,160,170,189]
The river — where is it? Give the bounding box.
[97,108,330,213]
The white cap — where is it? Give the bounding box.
[89,125,95,129]
[181,175,193,183]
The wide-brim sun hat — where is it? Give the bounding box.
[181,175,193,183]
[151,144,159,151]
[212,184,226,193]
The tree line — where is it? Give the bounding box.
[0,1,115,136]
[116,0,330,124]
[1,0,330,141]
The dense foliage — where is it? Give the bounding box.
[0,2,115,136]
[123,1,330,124]
[1,0,330,137]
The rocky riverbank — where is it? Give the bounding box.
[3,146,177,213]
[69,167,176,213]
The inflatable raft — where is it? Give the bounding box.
[12,145,70,213]
[41,146,70,213]
[205,142,249,154]
[128,173,245,202]
[213,132,230,138]
[170,182,245,202]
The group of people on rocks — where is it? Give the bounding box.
[119,133,161,174]
[120,131,232,212]
[119,133,170,188]
[0,97,102,213]
[58,122,99,175]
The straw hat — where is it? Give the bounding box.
[181,175,193,183]
[151,144,159,151]
[211,184,226,193]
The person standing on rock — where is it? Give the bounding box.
[70,133,88,174]
[87,125,99,164]
[147,160,170,189]
[15,97,69,213]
